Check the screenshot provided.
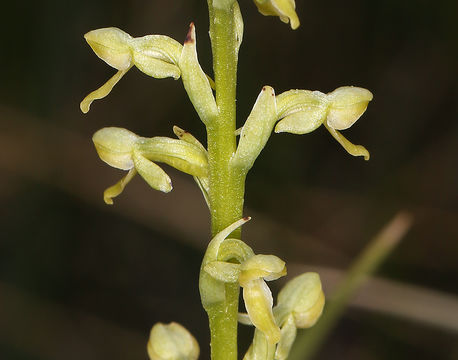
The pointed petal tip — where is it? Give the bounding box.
[185,22,196,44]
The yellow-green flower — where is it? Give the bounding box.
[275,86,373,160]
[92,127,208,204]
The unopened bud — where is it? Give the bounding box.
[277,272,324,328]
[147,322,199,360]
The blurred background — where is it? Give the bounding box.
[1,0,457,359]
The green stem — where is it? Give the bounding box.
[202,2,245,360]
[207,3,244,236]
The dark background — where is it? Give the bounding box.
[1,0,457,359]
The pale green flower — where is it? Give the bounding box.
[80,27,182,113]
[92,127,208,204]
[275,86,373,160]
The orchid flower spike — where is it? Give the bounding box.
[147,322,199,360]
[253,0,300,29]
[92,127,208,204]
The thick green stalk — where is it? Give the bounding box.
[207,3,244,237]
[203,2,245,360]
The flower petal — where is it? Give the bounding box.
[274,89,328,135]
[254,0,300,30]
[204,261,241,283]
[275,314,297,360]
[92,127,138,170]
[243,279,281,344]
[84,27,133,70]
[131,35,182,79]
[239,254,286,286]
[103,168,137,205]
[324,123,370,160]
[80,68,130,113]
[326,86,373,130]
[136,137,208,178]
[132,150,173,193]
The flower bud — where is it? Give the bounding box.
[326,86,373,130]
[277,272,324,328]
[92,127,139,170]
[253,0,300,30]
[84,28,133,70]
[147,322,199,360]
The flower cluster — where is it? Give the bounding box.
[201,218,325,359]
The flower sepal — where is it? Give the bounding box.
[253,0,300,30]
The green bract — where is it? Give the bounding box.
[179,23,218,124]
